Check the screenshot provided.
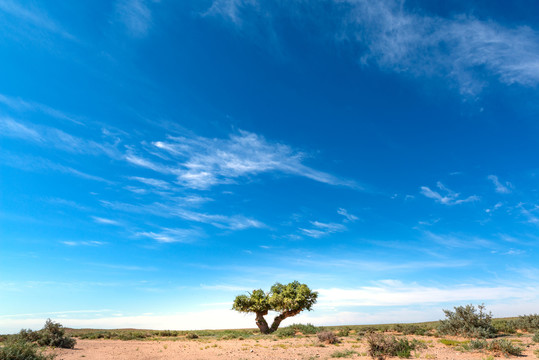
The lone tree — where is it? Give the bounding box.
[232,280,318,334]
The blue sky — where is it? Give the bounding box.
[1,0,539,333]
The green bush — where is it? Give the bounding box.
[492,319,516,334]
[533,331,539,343]
[512,314,539,331]
[438,304,496,338]
[336,327,351,337]
[331,349,358,358]
[366,333,424,359]
[289,323,320,335]
[318,331,339,344]
[274,327,296,338]
[487,339,522,356]
[36,320,76,349]
[185,333,199,339]
[0,337,54,360]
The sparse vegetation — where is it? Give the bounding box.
[512,314,539,331]
[438,304,496,338]
[533,331,539,342]
[460,338,523,356]
[318,331,339,344]
[15,319,76,349]
[0,337,55,360]
[288,323,320,335]
[366,333,424,359]
[274,327,296,338]
[330,349,358,358]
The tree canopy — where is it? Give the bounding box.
[232,281,318,334]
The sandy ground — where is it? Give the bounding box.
[48,334,538,360]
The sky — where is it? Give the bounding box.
[1,0,539,334]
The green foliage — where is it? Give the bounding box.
[288,323,320,334]
[232,281,318,315]
[15,320,75,349]
[533,331,539,343]
[462,339,522,356]
[330,349,358,358]
[232,281,318,333]
[0,337,55,360]
[318,331,339,344]
[185,333,199,339]
[491,319,516,334]
[392,324,428,336]
[487,339,522,356]
[512,314,539,331]
[336,327,351,337]
[438,304,496,338]
[274,327,296,338]
[366,334,424,360]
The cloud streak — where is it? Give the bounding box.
[207,0,539,94]
[420,181,479,205]
[127,130,358,190]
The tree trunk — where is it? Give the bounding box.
[255,312,271,334]
[269,309,301,333]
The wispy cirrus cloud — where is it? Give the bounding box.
[61,241,107,247]
[92,216,121,226]
[337,208,358,222]
[300,221,346,238]
[420,181,479,205]
[0,118,119,158]
[488,175,512,194]
[0,94,82,125]
[207,0,539,95]
[0,0,75,40]
[136,227,202,243]
[115,0,156,38]
[131,130,359,190]
[0,152,111,183]
[101,200,264,230]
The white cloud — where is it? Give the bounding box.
[61,241,107,246]
[0,118,119,158]
[0,0,74,39]
[300,221,346,238]
[101,200,265,230]
[420,181,479,205]
[137,228,201,243]
[487,175,512,194]
[423,231,493,249]
[92,216,121,226]
[207,0,539,94]
[145,130,358,190]
[337,208,358,222]
[115,0,154,37]
[0,93,81,125]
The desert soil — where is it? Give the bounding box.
[49,334,538,360]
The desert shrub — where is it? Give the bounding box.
[463,339,487,350]
[0,337,55,360]
[185,333,199,339]
[487,339,522,356]
[533,331,539,343]
[331,349,358,358]
[513,314,539,331]
[274,327,296,338]
[492,319,516,334]
[157,330,179,337]
[438,304,496,338]
[366,333,423,359]
[289,323,320,335]
[393,324,428,336]
[336,327,351,337]
[35,319,76,349]
[18,329,41,343]
[318,331,339,344]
